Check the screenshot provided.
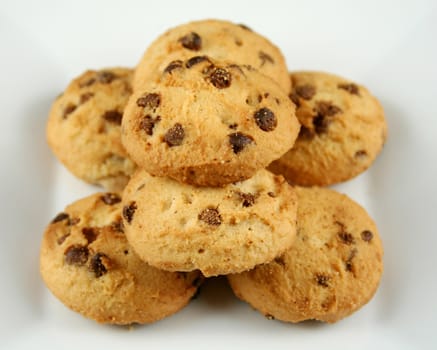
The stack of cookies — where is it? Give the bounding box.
[41,19,386,325]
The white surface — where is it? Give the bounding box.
[1,0,436,348]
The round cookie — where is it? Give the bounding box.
[228,187,383,323]
[122,57,299,187]
[269,71,387,186]
[134,19,290,92]
[40,193,202,325]
[121,168,298,277]
[47,68,136,191]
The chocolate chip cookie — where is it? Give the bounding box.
[269,71,387,186]
[228,187,383,323]
[40,193,202,324]
[122,57,299,186]
[121,168,298,277]
[134,19,290,92]
[46,68,136,191]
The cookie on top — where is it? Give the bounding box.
[122,57,299,187]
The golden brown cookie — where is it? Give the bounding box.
[40,193,202,325]
[46,68,136,191]
[228,187,383,323]
[122,57,299,187]
[134,19,290,92]
[269,71,387,186]
[121,168,298,277]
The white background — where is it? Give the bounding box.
[1,0,436,349]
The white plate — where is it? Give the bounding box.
[1,0,436,349]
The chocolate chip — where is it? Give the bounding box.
[136,93,161,110]
[313,115,330,134]
[79,92,94,104]
[237,192,256,207]
[96,71,117,84]
[345,248,357,273]
[355,150,368,158]
[179,32,202,51]
[163,60,183,74]
[186,56,210,68]
[79,78,95,88]
[338,232,355,245]
[101,193,121,205]
[123,201,137,224]
[64,245,89,266]
[63,104,76,119]
[229,132,254,153]
[208,68,231,89]
[111,219,124,233]
[258,51,274,67]
[89,253,108,278]
[254,108,277,131]
[51,212,69,224]
[163,123,185,146]
[140,115,161,135]
[227,64,245,76]
[228,123,238,130]
[361,230,373,242]
[338,83,360,96]
[267,192,276,197]
[102,110,123,125]
[238,23,252,31]
[198,208,222,226]
[274,256,286,267]
[315,273,330,287]
[67,217,80,226]
[289,92,300,107]
[316,101,342,117]
[82,227,97,244]
[295,85,316,100]
[57,234,70,245]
